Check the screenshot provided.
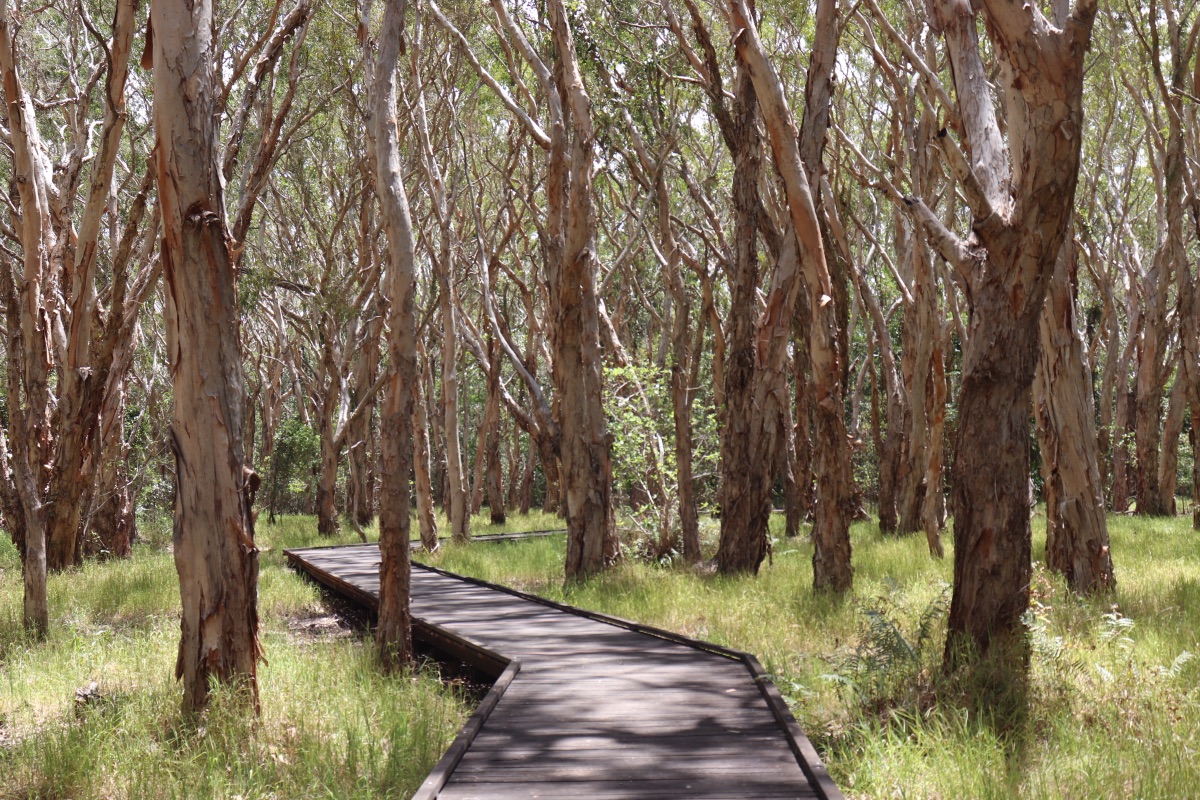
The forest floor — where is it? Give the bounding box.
[1,509,1197,799]
[0,515,471,800]
[426,511,1200,800]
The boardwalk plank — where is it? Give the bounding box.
[284,544,841,800]
[437,778,820,799]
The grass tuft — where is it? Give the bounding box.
[0,516,469,800]
[428,512,1200,800]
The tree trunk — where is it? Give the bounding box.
[370,0,415,672]
[897,237,937,537]
[35,0,139,573]
[470,407,488,516]
[852,238,906,535]
[2,0,65,631]
[545,0,619,579]
[723,0,855,591]
[414,341,439,551]
[1157,372,1186,514]
[929,0,1097,675]
[922,318,948,552]
[438,229,470,542]
[347,305,382,528]
[152,0,261,711]
[1194,422,1200,530]
[0,434,27,560]
[1032,237,1114,593]
[1133,253,1171,515]
[519,437,535,515]
[781,365,803,540]
[658,174,701,562]
[1161,17,1200,528]
[484,340,506,525]
[715,58,770,574]
[87,375,136,559]
[1111,385,1136,512]
[1094,286,1120,503]
[316,410,340,537]
[793,314,815,522]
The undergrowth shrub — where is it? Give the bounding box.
[826,583,949,719]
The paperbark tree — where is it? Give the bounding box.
[274,160,383,540]
[151,0,262,711]
[543,0,619,578]
[368,0,416,670]
[414,338,440,550]
[484,338,507,525]
[1032,236,1114,593]
[710,29,768,574]
[1,0,150,601]
[721,0,855,590]
[1142,2,1200,526]
[408,23,470,542]
[853,0,966,554]
[0,0,55,633]
[427,0,576,531]
[909,0,1099,672]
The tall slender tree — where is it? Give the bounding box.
[905,0,1099,672]
[369,0,417,670]
[151,0,262,711]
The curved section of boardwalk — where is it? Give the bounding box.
[285,543,842,800]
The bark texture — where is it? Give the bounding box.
[714,54,769,574]
[924,0,1098,669]
[1033,239,1114,593]
[152,0,261,711]
[723,0,855,590]
[414,341,439,551]
[545,0,619,579]
[371,0,415,671]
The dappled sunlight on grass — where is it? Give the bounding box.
[3,508,1198,798]
[0,514,469,800]
[433,511,1200,800]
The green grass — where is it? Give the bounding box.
[0,516,470,800]
[4,509,1198,799]
[258,507,565,549]
[424,512,1200,800]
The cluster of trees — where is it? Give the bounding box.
[3,0,1197,713]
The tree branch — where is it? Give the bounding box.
[426,0,551,150]
[935,128,998,224]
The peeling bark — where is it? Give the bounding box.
[722,0,854,591]
[1033,237,1114,593]
[544,0,619,579]
[152,0,261,711]
[370,0,415,671]
[929,0,1098,669]
[414,340,439,551]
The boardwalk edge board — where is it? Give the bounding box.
[284,540,845,800]
[412,659,522,800]
[745,654,843,800]
[412,559,845,800]
[283,548,378,610]
[280,529,567,558]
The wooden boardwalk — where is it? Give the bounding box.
[285,543,843,800]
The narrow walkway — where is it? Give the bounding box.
[285,543,842,800]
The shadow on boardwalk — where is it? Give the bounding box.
[285,542,842,800]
